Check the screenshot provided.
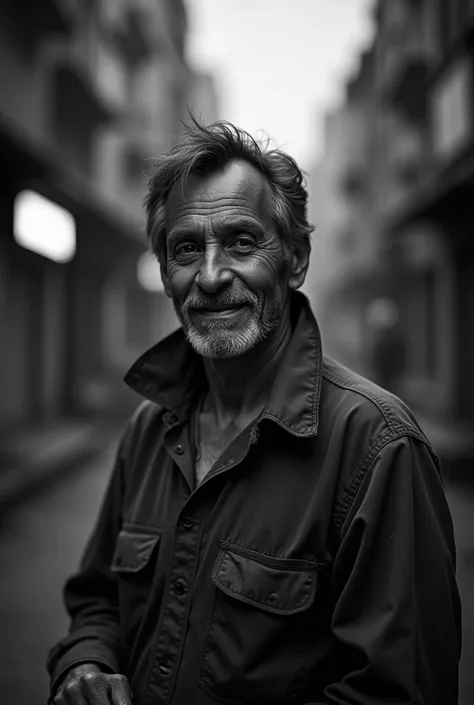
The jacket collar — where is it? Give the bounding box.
[124,291,322,437]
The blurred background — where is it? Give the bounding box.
[0,0,473,703]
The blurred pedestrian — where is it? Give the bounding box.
[47,119,461,705]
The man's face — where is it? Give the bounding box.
[163,159,293,359]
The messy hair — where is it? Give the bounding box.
[144,116,314,264]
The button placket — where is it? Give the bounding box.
[148,506,203,702]
[173,580,186,595]
[158,659,171,675]
[165,423,194,491]
[164,411,178,426]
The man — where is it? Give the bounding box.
[47,120,461,705]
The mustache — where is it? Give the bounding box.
[182,290,257,310]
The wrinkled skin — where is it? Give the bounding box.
[52,664,133,704]
[161,159,308,360]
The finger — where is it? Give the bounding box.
[81,672,111,704]
[54,680,88,705]
[108,674,134,705]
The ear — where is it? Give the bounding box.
[287,242,309,291]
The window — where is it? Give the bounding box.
[95,41,128,109]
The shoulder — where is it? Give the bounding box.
[320,356,432,452]
[320,358,442,541]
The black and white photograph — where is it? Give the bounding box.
[0,1,473,703]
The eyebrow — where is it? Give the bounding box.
[168,217,265,244]
[167,229,196,245]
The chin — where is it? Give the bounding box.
[186,324,262,358]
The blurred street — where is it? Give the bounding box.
[0,439,473,705]
[0,440,117,705]
[1,0,474,703]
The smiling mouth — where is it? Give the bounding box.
[196,303,248,312]
[193,303,249,317]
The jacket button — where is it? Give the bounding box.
[173,580,186,595]
[175,444,184,455]
[165,411,177,424]
[158,659,171,675]
[181,517,193,529]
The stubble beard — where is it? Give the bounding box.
[173,283,286,358]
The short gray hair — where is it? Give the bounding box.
[144,116,314,264]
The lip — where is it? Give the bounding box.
[197,303,247,312]
[193,304,248,318]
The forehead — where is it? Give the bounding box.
[165,159,272,228]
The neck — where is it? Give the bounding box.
[202,305,292,426]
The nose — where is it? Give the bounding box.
[195,245,234,293]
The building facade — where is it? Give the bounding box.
[305,47,383,377]
[0,0,199,430]
[307,0,474,429]
[376,0,474,426]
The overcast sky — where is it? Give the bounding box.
[185,0,375,170]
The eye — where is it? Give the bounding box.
[175,242,200,259]
[231,236,256,251]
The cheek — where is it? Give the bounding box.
[167,263,197,301]
[241,254,285,293]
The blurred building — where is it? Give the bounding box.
[375,0,474,428]
[307,0,474,431]
[306,46,382,376]
[0,0,216,432]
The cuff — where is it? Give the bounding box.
[49,639,119,702]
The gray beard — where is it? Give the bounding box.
[173,283,286,358]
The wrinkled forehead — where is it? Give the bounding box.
[165,159,273,228]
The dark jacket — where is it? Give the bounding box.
[47,292,461,705]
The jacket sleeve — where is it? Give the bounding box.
[319,435,462,705]
[46,426,129,697]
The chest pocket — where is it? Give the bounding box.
[110,527,161,672]
[199,541,323,705]
[111,528,161,576]
[111,527,161,612]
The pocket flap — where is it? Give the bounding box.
[211,542,320,615]
[111,529,160,573]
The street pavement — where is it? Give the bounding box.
[0,443,473,705]
[0,442,116,705]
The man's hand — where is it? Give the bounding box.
[52,663,133,704]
